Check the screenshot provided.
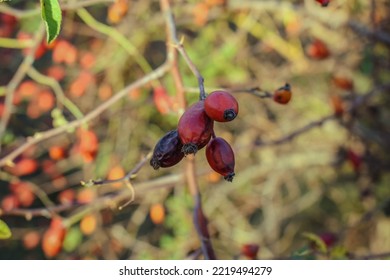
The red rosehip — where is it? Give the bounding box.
[307,39,330,59]
[204,90,239,122]
[315,0,330,7]
[205,137,235,182]
[273,83,292,104]
[241,244,259,260]
[150,130,184,169]
[178,101,214,155]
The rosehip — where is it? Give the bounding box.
[205,137,235,182]
[315,0,330,7]
[307,39,330,59]
[178,101,214,155]
[273,83,292,105]
[204,90,239,122]
[241,244,259,260]
[150,130,184,169]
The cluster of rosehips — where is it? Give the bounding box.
[150,90,239,182]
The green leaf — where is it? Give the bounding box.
[40,0,62,44]
[0,219,12,239]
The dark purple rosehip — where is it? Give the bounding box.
[204,90,239,122]
[205,137,235,182]
[178,100,214,155]
[150,130,184,170]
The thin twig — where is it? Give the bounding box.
[230,86,273,99]
[0,37,34,49]
[257,83,390,147]
[83,152,152,187]
[0,24,45,148]
[193,193,217,260]
[0,61,172,167]
[76,8,157,83]
[160,0,186,111]
[176,46,207,100]
[258,115,336,147]
[0,172,185,219]
[160,0,216,259]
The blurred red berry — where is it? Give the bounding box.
[307,39,330,59]
[273,83,292,105]
[315,0,330,7]
[241,244,259,260]
[153,86,174,115]
[1,194,20,211]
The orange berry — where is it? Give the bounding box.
[78,129,99,153]
[80,52,95,69]
[77,188,96,204]
[46,65,66,81]
[52,40,77,65]
[10,181,35,207]
[98,83,113,101]
[17,81,39,99]
[206,170,222,183]
[8,158,38,176]
[50,217,65,231]
[42,227,65,258]
[193,2,209,27]
[108,0,129,24]
[23,231,41,250]
[69,71,95,97]
[1,194,20,211]
[273,83,292,104]
[74,129,99,163]
[107,165,125,188]
[64,44,77,65]
[150,203,165,225]
[49,146,66,161]
[58,189,75,205]
[37,90,55,112]
[128,88,141,101]
[52,40,67,63]
[80,214,97,235]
